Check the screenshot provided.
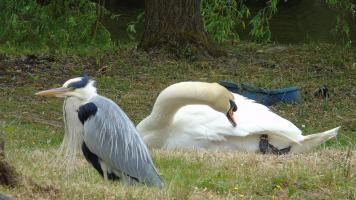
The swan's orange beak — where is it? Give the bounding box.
[227,108,236,127]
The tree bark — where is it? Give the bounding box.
[139,0,219,58]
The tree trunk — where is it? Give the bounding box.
[139,0,220,58]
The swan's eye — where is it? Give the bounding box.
[229,100,237,112]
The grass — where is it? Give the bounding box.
[0,42,355,199]
[1,149,355,199]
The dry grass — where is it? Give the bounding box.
[0,148,354,199]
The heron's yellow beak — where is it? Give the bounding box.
[35,87,71,97]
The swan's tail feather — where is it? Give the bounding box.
[290,126,340,154]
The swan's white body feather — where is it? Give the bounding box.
[138,82,339,154]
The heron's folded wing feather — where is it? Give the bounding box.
[83,96,162,186]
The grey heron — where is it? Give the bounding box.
[36,75,163,187]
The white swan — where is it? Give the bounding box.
[137,81,340,154]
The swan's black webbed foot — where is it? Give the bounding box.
[259,134,291,155]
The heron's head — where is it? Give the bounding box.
[35,75,97,100]
[210,83,237,127]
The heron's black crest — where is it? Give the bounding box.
[78,102,97,124]
[229,100,237,112]
[68,75,89,89]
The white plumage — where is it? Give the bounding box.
[138,81,340,154]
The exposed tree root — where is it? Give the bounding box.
[139,31,225,59]
[0,135,59,199]
[0,159,20,188]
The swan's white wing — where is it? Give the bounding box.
[175,93,303,143]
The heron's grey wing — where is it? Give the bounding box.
[82,96,162,187]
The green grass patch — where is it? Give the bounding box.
[0,42,355,199]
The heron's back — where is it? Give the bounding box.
[83,96,163,187]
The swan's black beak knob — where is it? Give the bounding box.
[227,100,237,127]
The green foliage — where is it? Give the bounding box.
[326,0,356,47]
[201,0,250,42]
[201,0,279,43]
[127,12,144,41]
[202,0,355,45]
[249,0,278,42]
[0,0,115,54]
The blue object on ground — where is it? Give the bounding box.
[218,80,301,106]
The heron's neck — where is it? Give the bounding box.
[76,85,98,103]
[137,82,218,130]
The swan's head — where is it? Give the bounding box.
[210,83,237,127]
[35,75,97,100]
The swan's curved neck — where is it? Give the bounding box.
[139,82,220,130]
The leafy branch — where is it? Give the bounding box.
[326,0,356,47]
